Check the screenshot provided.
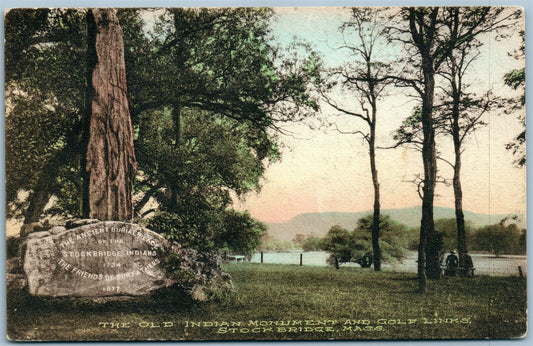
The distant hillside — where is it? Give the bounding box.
[265,206,524,241]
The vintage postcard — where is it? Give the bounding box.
[4,5,527,342]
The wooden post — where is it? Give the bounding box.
[261,252,263,264]
[518,266,524,278]
[300,253,303,266]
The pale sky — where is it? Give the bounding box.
[235,7,526,223]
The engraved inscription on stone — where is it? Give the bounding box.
[23,221,174,297]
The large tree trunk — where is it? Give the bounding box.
[86,8,136,221]
[369,114,381,272]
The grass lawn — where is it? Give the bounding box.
[6,263,527,341]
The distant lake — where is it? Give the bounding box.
[250,251,332,267]
[249,251,527,277]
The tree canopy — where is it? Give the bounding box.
[5,8,319,253]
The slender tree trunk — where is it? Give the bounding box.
[452,92,468,261]
[86,8,137,221]
[369,114,381,271]
[453,149,467,255]
[416,58,441,291]
[408,8,442,290]
[420,67,441,282]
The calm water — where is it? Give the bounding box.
[249,251,527,276]
[250,251,331,266]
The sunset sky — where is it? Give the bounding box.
[235,7,526,223]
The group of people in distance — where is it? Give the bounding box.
[443,250,474,277]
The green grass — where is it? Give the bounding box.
[7,263,527,341]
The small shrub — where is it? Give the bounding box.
[157,242,233,301]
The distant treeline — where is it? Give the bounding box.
[258,216,526,258]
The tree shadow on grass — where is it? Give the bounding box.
[7,286,202,316]
[391,276,419,281]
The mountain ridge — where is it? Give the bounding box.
[265,206,524,241]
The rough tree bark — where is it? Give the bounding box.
[369,104,382,272]
[86,8,137,221]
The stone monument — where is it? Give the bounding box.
[23,220,175,297]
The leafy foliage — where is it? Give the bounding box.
[145,211,215,252]
[321,225,354,263]
[320,215,408,264]
[156,244,233,301]
[217,210,266,256]
[300,235,323,251]
[5,9,88,219]
[256,234,297,252]
[471,223,526,256]
[502,30,525,167]
[504,69,526,91]
[352,215,409,262]
[433,218,474,251]
[134,107,275,214]
[146,209,264,254]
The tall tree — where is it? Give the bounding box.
[5,8,318,231]
[393,41,494,268]
[395,8,442,289]
[6,9,137,222]
[86,9,137,221]
[321,8,392,271]
[390,7,514,291]
[438,40,493,266]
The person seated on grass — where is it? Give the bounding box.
[444,250,459,276]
